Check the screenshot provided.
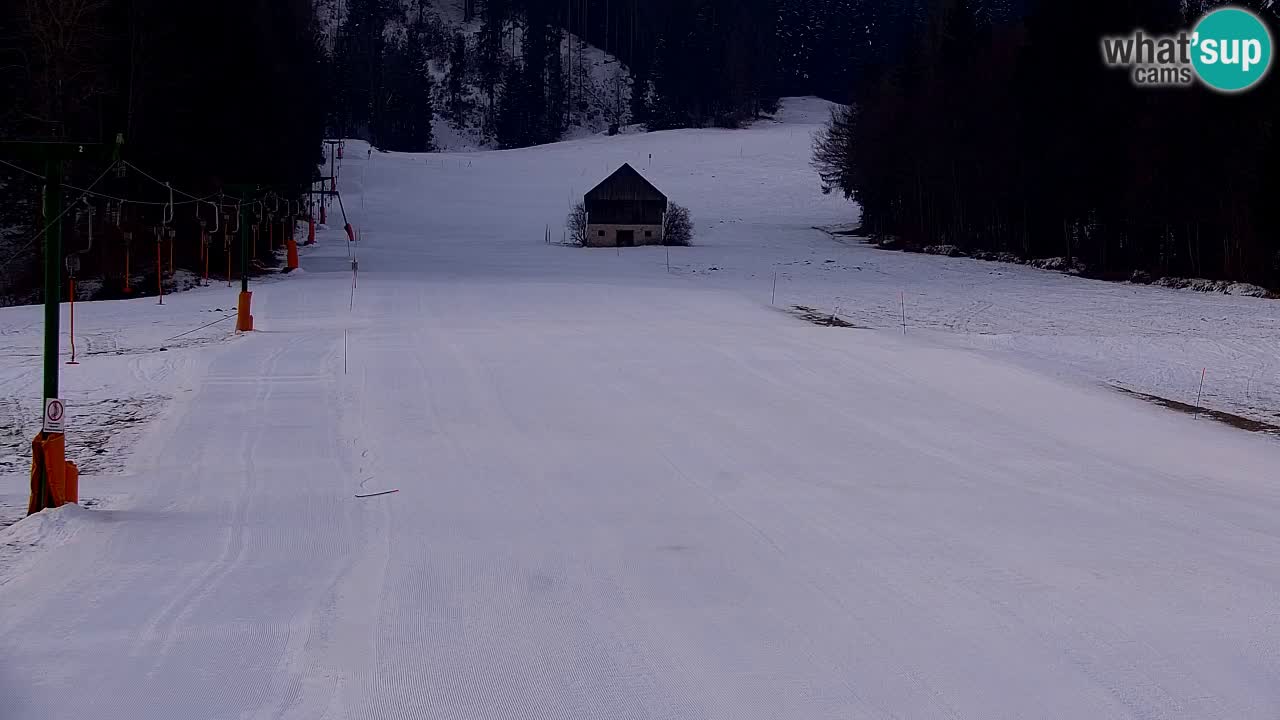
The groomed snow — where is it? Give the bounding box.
[2,98,1280,719]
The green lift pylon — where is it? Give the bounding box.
[226,184,259,331]
[1,136,122,514]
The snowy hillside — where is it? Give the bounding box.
[4,97,1280,718]
[346,95,1280,429]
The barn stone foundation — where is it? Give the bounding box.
[584,224,664,248]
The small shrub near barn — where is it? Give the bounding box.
[663,204,694,246]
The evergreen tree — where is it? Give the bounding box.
[522,6,552,142]
[543,26,569,140]
[602,63,632,133]
[776,0,820,95]
[628,57,651,127]
[494,61,528,148]
[561,0,781,128]
[642,36,678,129]
[477,0,510,132]
[335,0,393,138]
[491,3,568,147]
[446,32,470,126]
[377,21,436,153]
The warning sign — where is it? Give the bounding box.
[43,398,66,434]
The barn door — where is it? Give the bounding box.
[617,230,635,247]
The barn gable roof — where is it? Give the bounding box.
[585,163,667,202]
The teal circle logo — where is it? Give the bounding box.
[1192,7,1273,92]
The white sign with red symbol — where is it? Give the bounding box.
[43,398,66,434]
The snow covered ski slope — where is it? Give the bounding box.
[2,99,1280,719]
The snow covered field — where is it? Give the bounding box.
[2,98,1280,718]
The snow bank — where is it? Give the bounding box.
[1153,276,1273,297]
[0,503,95,588]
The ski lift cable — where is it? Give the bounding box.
[7,156,271,208]
[73,159,273,207]
[0,160,120,271]
[59,183,221,207]
[0,157,47,182]
[124,161,218,202]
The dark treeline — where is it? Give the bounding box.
[329,0,589,150]
[558,0,783,129]
[329,1,937,149]
[329,0,442,151]
[814,0,1280,288]
[547,0,1006,128]
[330,0,583,149]
[1,0,327,302]
[491,0,570,146]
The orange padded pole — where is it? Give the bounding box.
[236,291,254,332]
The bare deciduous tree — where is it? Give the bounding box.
[566,201,588,245]
[21,0,109,133]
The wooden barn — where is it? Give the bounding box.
[584,164,668,247]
